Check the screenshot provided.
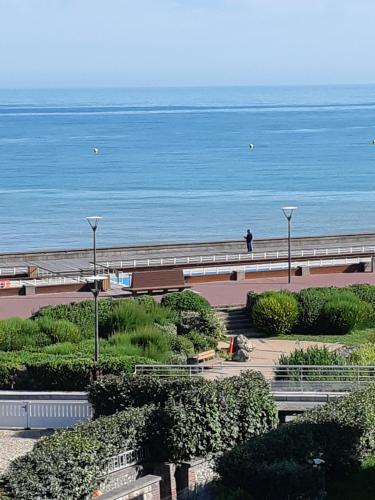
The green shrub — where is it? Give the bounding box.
[0,318,48,351]
[319,294,373,334]
[187,331,217,352]
[36,317,81,344]
[252,292,299,335]
[246,291,261,319]
[106,300,150,334]
[349,343,375,365]
[108,326,172,362]
[177,310,226,339]
[155,322,178,336]
[34,299,115,338]
[167,335,195,355]
[278,346,346,366]
[161,290,210,312]
[89,371,277,462]
[349,284,375,310]
[296,287,338,333]
[0,352,153,390]
[1,405,157,500]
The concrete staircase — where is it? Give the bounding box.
[215,305,251,336]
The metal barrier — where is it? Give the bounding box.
[99,244,375,270]
[134,364,375,392]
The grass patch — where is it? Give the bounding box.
[328,456,375,500]
[268,328,375,346]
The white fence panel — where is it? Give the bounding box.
[28,401,93,429]
[0,401,28,428]
[0,400,93,429]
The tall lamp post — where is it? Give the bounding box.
[86,216,103,362]
[281,207,297,284]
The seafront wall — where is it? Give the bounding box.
[1,232,375,266]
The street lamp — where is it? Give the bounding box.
[281,207,297,284]
[86,216,103,362]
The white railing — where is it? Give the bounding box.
[183,256,365,277]
[102,447,145,476]
[134,364,375,392]
[98,245,375,270]
[7,276,87,289]
[0,266,28,276]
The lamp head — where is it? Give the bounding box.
[282,206,297,220]
[86,216,102,230]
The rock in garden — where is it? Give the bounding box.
[232,335,253,362]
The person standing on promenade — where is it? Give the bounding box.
[244,229,253,253]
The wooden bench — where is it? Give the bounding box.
[187,349,217,365]
[127,268,190,295]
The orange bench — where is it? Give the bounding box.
[128,268,190,295]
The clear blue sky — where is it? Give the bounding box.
[1,0,375,88]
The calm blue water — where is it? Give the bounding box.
[1,85,375,252]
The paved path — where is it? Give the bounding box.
[1,272,375,319]
[193,272,375,306]
[0,429,53,473]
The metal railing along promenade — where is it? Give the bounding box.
[99,244,375,270]
[134,364,375,393]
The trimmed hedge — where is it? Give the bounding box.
[216,386,375,499]
[248,286,375,336]
[161,290,210,312]
[252,291,299,335]
[0,353,153,391]
[0,405,157,500]
[89,371,278,461]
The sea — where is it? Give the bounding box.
[1,85,375,252]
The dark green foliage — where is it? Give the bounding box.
[0,318,48,351]
[319,294,374,334]
[161,290,210,312]
[296,287,338,333]
[36,317,81,344]
[0,405,157,500]
[246,291,261,319]
[89,371,277,461]
[217,386,375,500]
[187,331,217,352]
[278,346,346,366]
[252,291,299,335]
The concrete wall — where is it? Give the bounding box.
[1,232,375,266]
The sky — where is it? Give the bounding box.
[0,0,375,88]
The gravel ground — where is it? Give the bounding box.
[0,429,53,474]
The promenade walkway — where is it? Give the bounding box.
[1,271,375,319]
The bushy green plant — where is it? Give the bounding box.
[1,405,157,500]
[155,322,178,336]
[108,326,172,362]
[252,291,299,335]
[349,284,375,310]
[106,300,150,334]
[349,343,375,365]
[34,299,115,338]
[319,294,373,334]
[0,318,48,351]
[279,346,346,366]
[167,335,195,355]
[161,290,210,312]
[177,310,226,339]
[297,287,338,333]
[187,330,217,352]
[36,317,81,344]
